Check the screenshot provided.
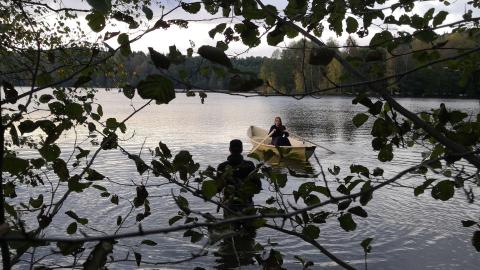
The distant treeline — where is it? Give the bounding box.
[5,33,479,98]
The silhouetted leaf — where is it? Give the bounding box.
[148,47,170,69]
[348,206,368,218]
[361,237,373,253]
[472,231,480,252]
[67,222,77,234]
[352,113,368,128]
[29,194,43,208]
[431,180,454,201]
[142,6,153,20]
[2,157,29,175]
[208,23,226,38]
[86,0,111,14]
[137,75,175,104]
[181,2,201,13]
[141,240,157,246]
[346,17,358,33]
[198,45,232,68]
[86,11,105,32]
[53,159,69,181]
[201,180,217,199]
[338,213,357,231]
[39,144,61,161]
[169,215,183,225]
[302,225,320,240]
[462,220,477,227]
[85,169,105,181]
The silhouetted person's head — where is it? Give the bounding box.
[229,139,243,155]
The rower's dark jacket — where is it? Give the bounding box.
[269,124,287,138]
[269,125,290,146]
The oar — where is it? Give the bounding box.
[288,131,336,154]
[250,130,275,153]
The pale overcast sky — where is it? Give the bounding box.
[58,0,477,57]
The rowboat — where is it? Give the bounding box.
[247,126,316,161]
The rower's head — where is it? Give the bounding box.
[274,116,282,126]
[229,139,243,154]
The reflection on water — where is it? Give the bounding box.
[249,150,316,175]
[15,92,480,269]
[213,225,258,269]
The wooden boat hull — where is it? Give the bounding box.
[247,126,316,161]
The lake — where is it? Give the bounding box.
[11,91,480,269]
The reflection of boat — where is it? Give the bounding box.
[247,126,316,161]
[249,149,316,175]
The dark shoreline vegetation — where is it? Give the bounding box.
[6,34,479,99]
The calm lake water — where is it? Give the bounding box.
[12,91,480,269]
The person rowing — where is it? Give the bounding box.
[269,116,291,147]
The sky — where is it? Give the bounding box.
[53,0,478,58]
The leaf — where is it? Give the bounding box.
[348,206,368,218]
[134,252,141,266]
[197,45,232,68]
[142,5,153,20]
[169,215,183,225]
[431,180,455,201]
[67,222,77,234]
[141,240,157,246]
[29,194,44,208]
[175,195,190,214]
[53,159,69,181]
[360,181,373,206]
[116,216,122,226]
[361,238,373,253]
[433,11,448,27]
[183,229,203,243]
[148,47,170,69]
[111,194,119,205]
[338,213,357,232]
[302,225,320,240]
[378,144,393,162]
[472,231,480,252]
[85,169,105,181]
[2,157,29,175]
[352,113,369,128]
[2,81,18,103]
[136,75,175,104]
[370,30,393,48]
[39,144,61,161]
[123,85,135,99]
[337,200,351,211]
[86,0,111,14]
[346,17,358,33]
[39,94,54,103]
[201,180,217,199]
[462,220,477,227]
[181,2,201,14]
[86,11,106,32]
[117,33,132,56]
[266,27,285,46]
[209,23,226,38]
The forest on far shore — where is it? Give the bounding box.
[7,33,480,98]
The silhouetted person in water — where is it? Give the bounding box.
[215,139,260,269]
[217,139,261,215]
